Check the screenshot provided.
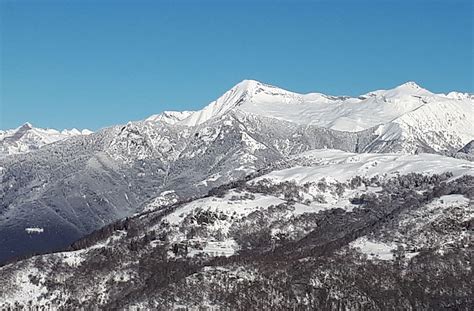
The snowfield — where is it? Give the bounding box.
[178,80,435,131]
[349,237,398,261]
[156,79,474,153]
[259,149,474,184]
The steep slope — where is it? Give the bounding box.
[0,150,472,309]
[0,123,92,158]
[366,98,473,153]
[459,140,474,155]
[452,140,474,161]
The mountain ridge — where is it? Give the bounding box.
[3,80,472,156]
[151,80,473,153]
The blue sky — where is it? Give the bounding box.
[1,0,472,130]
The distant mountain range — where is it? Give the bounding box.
[0,122,92,158]
[2,80,472,158]
[0,80,473,309]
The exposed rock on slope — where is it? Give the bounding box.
[459,140,474,154]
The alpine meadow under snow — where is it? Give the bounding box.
[0,80,473,309]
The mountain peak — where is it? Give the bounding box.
[229,79,287,97]
[227,79,267,98]
[391,81,433,97]
[364,81,432,99]
[233,79,262,89]
[179,80,273,126]
[398,81,422,89]
[19,122,33,130]
[146,110,194,125]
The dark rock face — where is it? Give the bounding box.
[459,140,474,154]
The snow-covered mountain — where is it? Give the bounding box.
[1,80,472,264]
[0,112,375,264]
[0,80,472,309]
[4,80,469,159]
[150,80,473,153]
[178,80,433,130]
[0,122,92,158]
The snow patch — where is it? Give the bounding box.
[25,227,44,234]
[350,237,396,261]
[258,149,474,184]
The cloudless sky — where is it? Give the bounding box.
[1,0,473,130]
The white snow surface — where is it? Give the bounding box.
[144,79,473,152]
[174,79,472,138]
[146,110,194,125]
[349,237,397,261]
[258,149,474,184]
[25,227,44,234]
